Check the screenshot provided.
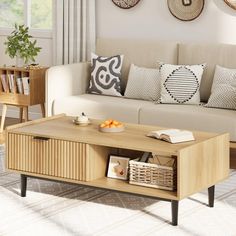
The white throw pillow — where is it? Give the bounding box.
[87,53,123,96]
[124,64,161,101]
[205,65,236,110]
[159,63,205,105]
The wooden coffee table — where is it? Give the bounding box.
[6,114,229,226]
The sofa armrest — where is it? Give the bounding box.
[46,62,90,116]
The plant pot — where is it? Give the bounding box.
[16,55,25,67]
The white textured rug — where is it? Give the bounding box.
[0,145,236,236]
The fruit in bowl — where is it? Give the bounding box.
[100,119,123,128]
[99,119,125,133]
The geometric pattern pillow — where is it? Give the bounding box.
[87,53,123,96]
[124,64,161,101]
[159,63,205,105]
[205,65,236,110]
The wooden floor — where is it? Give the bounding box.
[0,117,20,144]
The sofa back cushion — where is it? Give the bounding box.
[178,43,236,102]
[96,38,178,93]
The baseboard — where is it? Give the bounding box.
[0,107,42,120]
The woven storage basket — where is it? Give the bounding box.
[129,158,177,191]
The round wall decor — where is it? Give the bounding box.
[224,0,236,10]
[112,0,140,9]
[167,0,205,21]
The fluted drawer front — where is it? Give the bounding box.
[7,133,99,181]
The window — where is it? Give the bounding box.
[31,0,52,29]
[0,0,24,28]
[0,0,52,30]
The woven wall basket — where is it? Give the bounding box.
[224,0,236,10]
[112,0,140,9]
[167,0,205,21]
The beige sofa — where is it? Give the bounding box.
[46,39,236,141]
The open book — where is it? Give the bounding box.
[147,129,195,144]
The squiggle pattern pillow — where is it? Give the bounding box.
[87,53,123,96]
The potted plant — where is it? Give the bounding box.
[4,24,41,66]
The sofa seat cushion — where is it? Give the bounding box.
[53,94,152,123]
[139,104,236,141]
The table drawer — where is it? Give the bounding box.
[7,133,109,181]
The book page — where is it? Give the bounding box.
[158,129,181,136]
[147,129,194,143]
[147,129,180,138]
[163,130,193,137]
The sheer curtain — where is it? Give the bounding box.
[52,0,96,65]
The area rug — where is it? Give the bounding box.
[1,144,236,236]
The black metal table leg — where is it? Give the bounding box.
[171,200,179,226]
[208,185,215,207]
[21,174,27,197]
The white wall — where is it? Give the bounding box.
[96,0,236,44]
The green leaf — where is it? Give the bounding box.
[4,23,41,64]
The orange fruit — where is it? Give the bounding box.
[102,119,123,128]
[113,120,119,126]
[104,120,110,125]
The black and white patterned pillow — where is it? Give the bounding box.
[87,53,123,96]
[159,63,205,105]
[205,65,236,110]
